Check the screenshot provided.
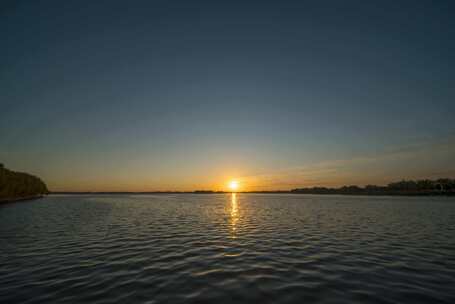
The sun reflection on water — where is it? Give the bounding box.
[230,193,239,238]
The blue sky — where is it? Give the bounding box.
[1,0,454,191]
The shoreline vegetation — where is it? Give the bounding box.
[291,178,454,195]
[0,164,49,203]
[52,178,455,196]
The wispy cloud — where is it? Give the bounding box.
[240,137,455,190]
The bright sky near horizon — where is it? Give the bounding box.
[1,1,454,191]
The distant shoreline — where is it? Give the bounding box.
[49,191,455,196]
[49,179,455,196]
[0,195,45,204]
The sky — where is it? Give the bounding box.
[1,0,454,191]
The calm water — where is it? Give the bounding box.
[1,194,455,303]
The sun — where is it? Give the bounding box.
[229,180,239,192]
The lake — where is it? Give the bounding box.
[1,194,454,303]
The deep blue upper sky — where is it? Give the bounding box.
[1,0,454,191]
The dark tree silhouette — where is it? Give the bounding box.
[292,178,455,195]
[0,165,49,201]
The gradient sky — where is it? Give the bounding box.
[1,0,454,191]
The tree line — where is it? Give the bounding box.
[0,164,49,200]
[291,178,455,195]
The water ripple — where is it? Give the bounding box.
[1,194,455,303]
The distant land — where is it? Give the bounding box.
[289,179,455,196]
[2,162,454,199]
[52,178,455,196]
[0,164,49,203]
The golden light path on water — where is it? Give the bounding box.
[230,193,238,238]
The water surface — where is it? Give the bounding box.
[1,194,454,303]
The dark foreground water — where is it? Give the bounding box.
[1,194,455,303]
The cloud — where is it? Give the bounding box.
[240,137,455,190]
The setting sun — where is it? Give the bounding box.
[229,180,239,191]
